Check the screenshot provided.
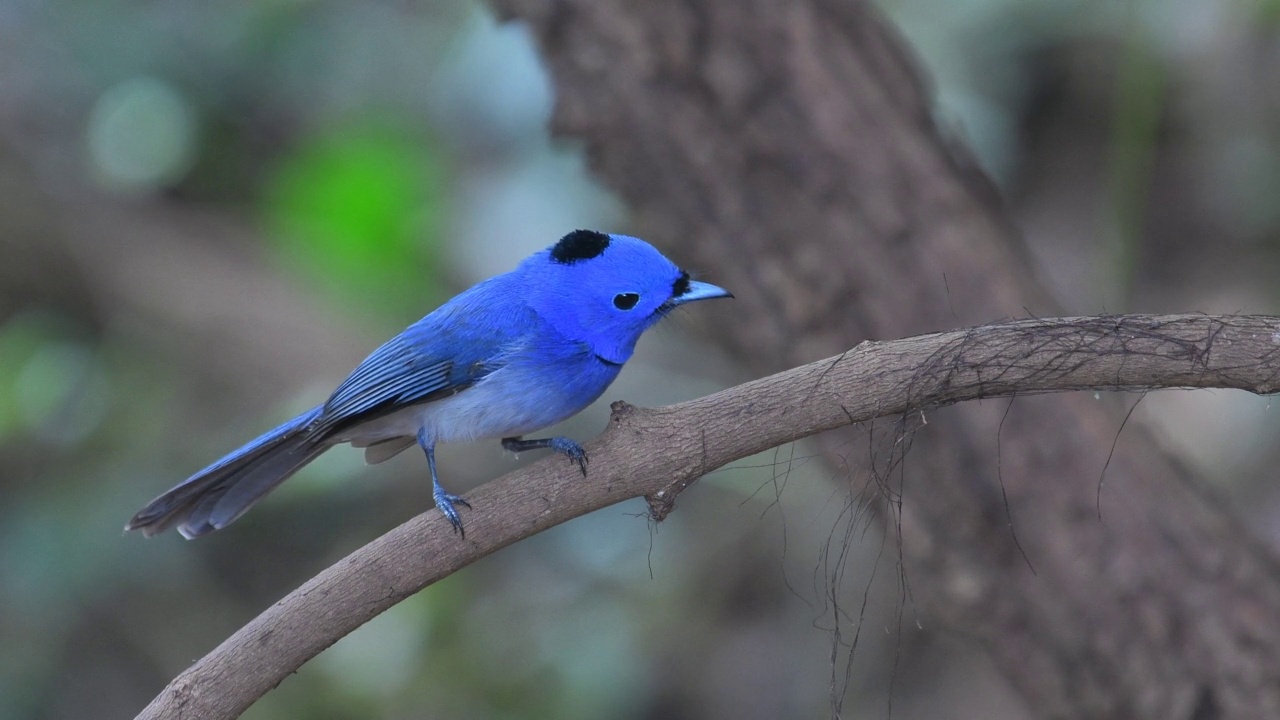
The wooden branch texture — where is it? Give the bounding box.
[485,1,1280,718]
[137,314,1280,719]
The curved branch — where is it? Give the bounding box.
[134,313,1280,719]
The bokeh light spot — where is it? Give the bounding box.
[86,76,197,192]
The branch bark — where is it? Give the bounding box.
[136,313,1280,719]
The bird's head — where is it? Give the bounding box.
[522,230,732,364]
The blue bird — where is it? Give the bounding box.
[126,230,731,539]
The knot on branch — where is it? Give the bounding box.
[645,487,678,522]
[609,400,639,422]
[608,400,697,521]
[644,473,701,522]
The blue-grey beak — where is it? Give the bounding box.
[668,280,733,307]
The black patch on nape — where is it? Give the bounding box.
[551,230,611,264]
[672,271,691,297]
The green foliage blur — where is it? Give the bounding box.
[264,123,449,318]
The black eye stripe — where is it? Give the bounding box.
[672,271,691,298]
[613,292,640,310]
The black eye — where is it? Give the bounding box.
[613,292,640,310]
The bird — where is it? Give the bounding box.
[125,230,732,540]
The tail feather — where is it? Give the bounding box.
[362,436,416,465]
[180,438,328,538]
[127,406,327,539]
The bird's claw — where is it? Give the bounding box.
[547,437,588,475]
[433,488,471,537]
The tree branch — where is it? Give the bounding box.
[135,313,1280,719]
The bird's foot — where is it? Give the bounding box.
[433,487,472,538]
[502,436,588,475]
[547,437,588,475]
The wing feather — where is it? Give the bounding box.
[313,335,479,436]
[310,275,533,438]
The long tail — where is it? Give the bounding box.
[126,406,327,539]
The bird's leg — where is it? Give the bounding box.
[418,428,471,537]
[501,436,588,475]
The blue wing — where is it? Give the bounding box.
[316,334,476,432]
[312,277,531,437]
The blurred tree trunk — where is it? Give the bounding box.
[490,1,1280,717]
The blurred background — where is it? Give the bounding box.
[1,0,1279,718]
